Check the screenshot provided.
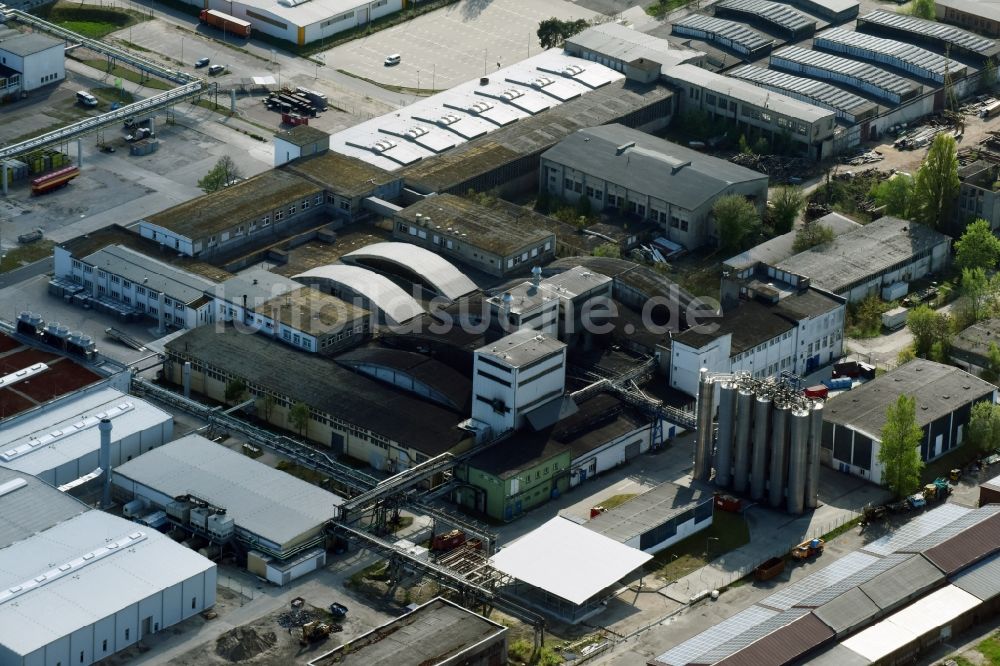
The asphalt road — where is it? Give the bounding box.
[0,257,53,290]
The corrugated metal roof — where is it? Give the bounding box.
[715,0,816,33]
[898,504,1000,553]
[923,511,1000,575]
[652,605,778,666]
[815,28,967,81]
[692,608,810,663]
[727,65,875,119]
[673,14,775,54]
[804,643,872,666]
[796,553,910,607]
[770,45,919,101]
[760,551,879,610]
[566,23,704,70]
[0,466,89,550]
[583,481,708,544]
[857,554,944,610]
[864,502,971,555]
[813,586,881,635]
[712,612,834,666]
[950,551,1000,601]
[859,10,1000,57]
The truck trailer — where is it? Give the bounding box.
[199,10,251,38]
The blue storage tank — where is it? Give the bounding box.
[824,377,852,391]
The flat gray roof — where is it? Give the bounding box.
[113,434,341,548]
[0,467,87,550]
[542,124,768,212]
[584,482,708,544]
[309,597,506,665]
[774,216,951,294]
[812,586,881,634]
[857,554,943,609]
[724,212,861,271]
[951,318,1000,365]
[950,551,1000,601]
[566,22,704,70]
[672,14,775,54]
[824,359,996,436]
[212,269,301,306]
[0,32,62,56]
[477,329,565,368]
[83,244,219,306]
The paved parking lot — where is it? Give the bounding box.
[321,0,597,91]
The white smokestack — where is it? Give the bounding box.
[99,418,113,509]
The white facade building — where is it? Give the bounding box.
[0,32,64,91]
[670,288,846,398]
[584,483,713,554]
[0,386,173,487]
[472,330,567,437]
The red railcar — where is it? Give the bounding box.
[31,166,79,195]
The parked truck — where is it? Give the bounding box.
[199,9,251,38]
[882,306,909,332]
[791,538,824,560]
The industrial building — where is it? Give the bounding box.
[714,0,817,40]
[273,125,330,167]
[112,433,340,573]
[672,15,776,60]
[770,45,921,105]
[309,597,507,666]
[951,317,1000,376]
[981,473,1000,506]
[392,194,556,278]
[293,264,424,326]
[664,64,836,159]
[164,324,471,470]
[822,360,997,484]
[954,159,1000,234]
[937,0,1000,37]
[723,212,861,275]
[0,386,172,488]
[651,503,1000,666]
[282,148,402,219]
[540,124,769,249]
[727,65,878,123]
[814,28,968,85]
[0,29,64,91]
[727,215,952,304]
[858,10,1000,60]
[789,0,858,22]
[0,466,216,666]
[584,482,713,553]
[491,516,652,623]
[564,22,706,82]
[670,287,845,398]
[342,242,478,302]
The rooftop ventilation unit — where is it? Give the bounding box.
[403,126,429,139]
[16,311,44,336]
[531,76,554,88]
[437,113,461,125]
[469,101,493,113]
[500,89,524,101]
[615,141,636,155]
[371,139,397,153]
[561,65,584,76]
[0,363,48,391]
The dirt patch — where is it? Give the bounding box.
[16,357,102,402]
[0,333,23,353]
[215,627,278,662]
[0,348,58,373]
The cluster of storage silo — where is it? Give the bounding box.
[694,370,823,515]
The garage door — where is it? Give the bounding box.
[625,441,641,460]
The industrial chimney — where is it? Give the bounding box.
[99,418,113,509]
[182,361,192,398]
[531,265,542,287]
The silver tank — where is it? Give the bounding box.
[693,368,714,482]
[787,407,811,515]
[732,388,754,494]
[750,395,771,501]
[714,382,737,488]
[768,404,790,508]
[806,401,824,509]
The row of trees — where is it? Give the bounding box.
[712,185,806,254]
[869,133,960,229]
[225,379,310,435]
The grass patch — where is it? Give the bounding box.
[820,517,861,542]
[1,241,55,273]
[950,656,976,666]
[336,68,440,96]
[192,99,231,113]
[90,86,135,106]
[596,493,637,511]
[646,0,695,16]
[391,515,414,533]
[275,460,328,486]
[35,2,149,39]
[72,57,172,90]
[978,632,1000,664]
[348,560,389,587]
[509,638,562,666]
[644,511,751,581]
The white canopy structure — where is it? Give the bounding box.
[342,242,477,302]
[293,264,424,325]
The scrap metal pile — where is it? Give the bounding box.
[728,153,818,183]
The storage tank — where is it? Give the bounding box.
[714,382,737,487]
[806,401,824,509]
[693,368,714,482]
[750,395,771,501]
[787,408,810,515]
[732,388,754,494]
[768,404,790,509]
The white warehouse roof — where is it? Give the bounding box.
[0,387,172,479]
[293,264,425,324]
[342,242,477,301]
[490,516,651,605]
[0,510,214,659]
[112,434,342,547]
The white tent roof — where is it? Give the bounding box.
[342,242,477,301]
[490,517,651,605]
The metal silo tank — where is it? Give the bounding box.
[750,395,771,501]
[768,404,789,509]
[732,388,754,494]
[714,382,737,488]
[806,401,824,509]
[787,407,810,515]
[693,368,714,482]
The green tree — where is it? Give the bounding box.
[592,242,621,258]
[912,134,960,229]
[968,401,1000,453]
[955,219,1000,271]
[536,17,589,48]
[960,267,999,323]
[982,342,1000,383]
[259,393,277,422]
[792,221,834,252]
[879,394,925,498]
[769,186,804,234]
[224,378,247,404]
[909,0,935,19]
[288,401,310,436]
[870,174,914,218]
[907,305,952,358]
[198,155,243,194]
[713,194,759,253]
[981,58,997,92]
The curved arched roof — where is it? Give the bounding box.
[342,242,477,302]
[292,265,423,325]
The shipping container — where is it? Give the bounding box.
[754,557,785,580]
[882,306,909,331]
[881,281,908,302]
[804,384,829,399]
[824,376,853,391]
[199,9,251,37]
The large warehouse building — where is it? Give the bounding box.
[112,434,341,582]
[0,467,216,666]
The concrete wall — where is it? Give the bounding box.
[626,504,713,554]
[571,422,652,487]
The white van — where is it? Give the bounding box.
[384,54,401,66]
[76,90,98,107]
